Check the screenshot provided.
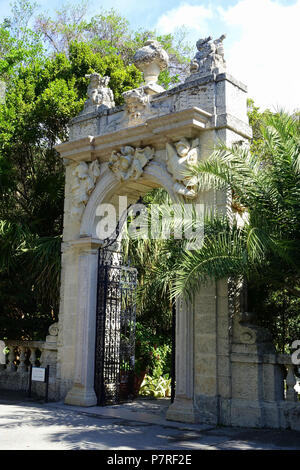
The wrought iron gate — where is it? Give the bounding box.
[94,247,137,405]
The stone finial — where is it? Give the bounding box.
[186,34,226,81]
[133,40,169,95]
[45,322,59,344]
[48,323,59,337]
[70,160,101,219]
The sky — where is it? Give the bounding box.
[0,0,299,112]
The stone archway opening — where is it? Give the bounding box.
[93,183,177,408]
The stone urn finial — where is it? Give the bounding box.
[133,40,169,95]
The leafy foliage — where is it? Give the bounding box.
[139,374,171,398]
[134,321,172,377]
[0,6,144,339]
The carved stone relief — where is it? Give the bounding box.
[122,87,149,123]
[166,138,200,199]
[187,34,226,80]
[82,73,115,113]
[70,160,101,219]
[108,145,154,182]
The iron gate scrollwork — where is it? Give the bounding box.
[94,247,137,405]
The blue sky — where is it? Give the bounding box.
[0,0,299,111]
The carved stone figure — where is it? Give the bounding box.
[71,160,101,218]
[187,34,226,78]
[122,87,149,122]
[133,40,169,95]
[166,138,200,199]
[83,73,115,112]
[108,145,154,182]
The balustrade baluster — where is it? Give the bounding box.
[18,346,27,372]
[29,347,37,367]
[39,349,44,368]
[7,347,16,372]
[286,364,298,402]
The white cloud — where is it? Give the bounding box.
[155,0,300,111]
[219,0,300,111]
[156,3,213,35]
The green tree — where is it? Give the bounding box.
[0,0,194,340]
[0,24,141,339]
[33,2,192,88]
[169,110,300,350]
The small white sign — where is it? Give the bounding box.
[32,367,46,382]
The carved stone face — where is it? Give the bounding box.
[175,139,190,157]
[89,76,100,89]
[120,155,132,170]
[186,148,198,166]
[74,162,89,179]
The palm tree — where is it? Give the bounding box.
[172,111,300,300]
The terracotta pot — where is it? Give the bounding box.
[119,370,147,399]
[132,370,146,397]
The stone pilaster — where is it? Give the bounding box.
[64,238,101,406]
[166,297,198,423]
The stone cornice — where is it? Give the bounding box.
[55,135,96,162]
[56,107,252,162]
[56,107,212,162]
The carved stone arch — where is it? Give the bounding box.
[55,42,256,426]
[80,161,182,239]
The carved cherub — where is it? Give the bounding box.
[108,146,154,182]
[189,34,226,76]
[71,160,101,218]
[166,138,200,199]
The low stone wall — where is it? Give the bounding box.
[0,324,60,401]
[227,352,300,430]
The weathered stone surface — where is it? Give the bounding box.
[165,138,200,198]
[186,35,226,80]
[133,40,168,95]
[108,145,154,182]
[82,74,115,114]
[49,38,300,431]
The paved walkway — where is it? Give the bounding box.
[0,392,300,450]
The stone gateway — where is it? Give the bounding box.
[2,36,296,431]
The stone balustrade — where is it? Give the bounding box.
[2,340,44,372]
[0,323,59,400]
[277,354,300,402]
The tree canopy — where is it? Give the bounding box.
[0,0,192,339]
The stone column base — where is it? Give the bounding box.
[64,383,97,407]
[166,397,199,424]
